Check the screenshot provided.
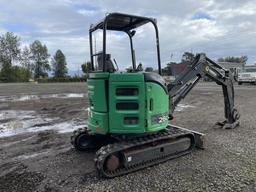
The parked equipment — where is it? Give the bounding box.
[71,13,240,178]
[238,68,256,85]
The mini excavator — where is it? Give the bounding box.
[71,13,240,178]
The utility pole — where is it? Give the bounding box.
[77,63,80,77]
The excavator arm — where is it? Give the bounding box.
[168,53,240,129]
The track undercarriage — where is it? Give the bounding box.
[71,125,205,178]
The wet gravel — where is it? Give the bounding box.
[0,82,255,192]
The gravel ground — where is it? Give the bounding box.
[0,82,255,192]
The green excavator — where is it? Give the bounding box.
[71,12,240,178]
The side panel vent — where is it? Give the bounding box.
[124,117,139,125]
[116,88,138,96]
[116,102,139,110]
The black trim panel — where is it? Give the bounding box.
[143,72,168,94]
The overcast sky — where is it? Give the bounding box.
[0,0,256,72]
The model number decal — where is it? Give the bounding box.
[151,113,168,124]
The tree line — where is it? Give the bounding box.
[132,51,248,76]
[0,32,249,82]
[0,32,69,82]
[217,56,247,64]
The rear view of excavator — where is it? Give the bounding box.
[71,12,240,178]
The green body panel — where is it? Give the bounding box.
[87,72,169,135]
[87,75,109,134]
[109,73,145,134]
[88,111,108,134]
[109,72,144,82]
[145,82,169,132]
[89,72,109,79]
[87,79,107,112]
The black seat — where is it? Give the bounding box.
[97,53,115,72]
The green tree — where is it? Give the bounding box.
[51,49,68,78]
[240,56,248,64]
[162,62,175,76]
[218,56,248,65]
[30,40,50,78]
[181,52,195,64]
[11,66,31,82]
[0,32,21,81]
[81,61,92,74]
[145,67,154,72]
[20,46,33,78]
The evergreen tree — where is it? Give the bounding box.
[0,32,21,81]
[51,50,68,78]
[81,61,92,74]
[181,52,195,64]
[30,40,50,78]
[21,46,33,78]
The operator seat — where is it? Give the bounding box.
[97,53,115,72]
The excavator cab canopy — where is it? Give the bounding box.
[90,13,151,32]
[89,12,162,74]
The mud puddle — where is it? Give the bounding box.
[0,110,87,138]
[175,104,195,112]
[0,93,86,102]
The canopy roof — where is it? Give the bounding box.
[90,12,155,32]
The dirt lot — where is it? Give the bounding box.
[0,82,255,192]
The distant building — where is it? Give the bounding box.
[169,63,190,77]
[218,62,244,76]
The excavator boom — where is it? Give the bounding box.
[168,53,240,129]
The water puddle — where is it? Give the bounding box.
[0,110,87,138]
[0,93,86,102]
[175,104,195,112]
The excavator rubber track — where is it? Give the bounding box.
[94,126,203,178]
